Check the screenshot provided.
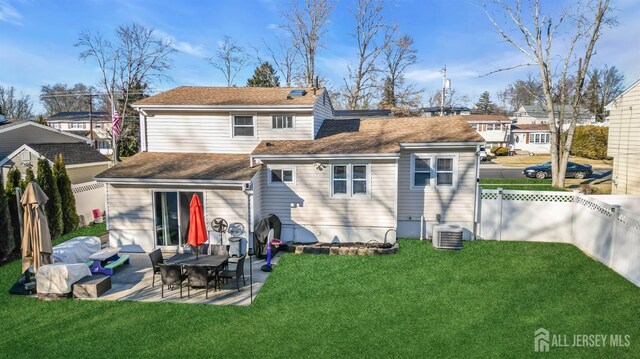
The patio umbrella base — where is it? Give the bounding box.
[260,264,272,272]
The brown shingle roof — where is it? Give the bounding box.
[252,116,484,156]
[511,124,550,131]
[95,152,259,182]
[464,114,511,123]
[133,86,324,107]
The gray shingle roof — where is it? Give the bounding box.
[48,112,110,121]
[27,143,110,165]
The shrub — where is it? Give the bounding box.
[5,167,21,251]
[0,174,14,259]
[53,154,79,233]
[36,158,63,238]
[21,167,35,191]
[491,146,508,156]
[570,126,608,159]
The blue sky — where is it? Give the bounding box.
[1,0,639,113]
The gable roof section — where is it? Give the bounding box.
[605,78,640,110]
[132,86,324,108]
[0,120,92,142]
[252,117,484,156]
[520,104,592,118]
[95,152,259,183]
[27,143,110,165]
[48,111,110,121]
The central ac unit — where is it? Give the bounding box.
[432,224,463,250]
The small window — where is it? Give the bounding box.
[413,157,431,187]
[352,165,367,195]
[21,151,31,162]
[272,115,293,129]
[332,165,348,195]
[270,169,294,184]
[436,158,454,187]
[233,115,255,137]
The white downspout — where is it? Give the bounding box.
[473,144,481,240]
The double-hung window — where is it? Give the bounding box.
[269,168,294,184]
[272,115,293,129]
[232,115,255,137]
[411,154,457,189]
[331,164,369,197]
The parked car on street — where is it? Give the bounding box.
[523,161,593,179]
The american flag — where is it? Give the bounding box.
[112,110,122,136]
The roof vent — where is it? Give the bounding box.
[287,89,307,99]
[266,142,274,147]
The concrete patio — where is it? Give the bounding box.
[86,252,280,306]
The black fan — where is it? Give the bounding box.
[211,217,228,233]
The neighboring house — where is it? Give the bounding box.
[606,79,640,195]
[90,128,113,155]
[509,124,551,154]
[0,143,110,184]
[513,104,594,125]
[47,111,111,135]
[95,86,484,253]
[465,115,512,148]
[0,119,92,181]
[421,106,471,117]
[333,109,393,119]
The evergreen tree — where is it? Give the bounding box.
[247,62,280,87]
[0,174,14,258]
[475,91,497,114]
[53,154,79,233]
[22,167,35,191]
[5,167,22,249]
[36,159,63,238]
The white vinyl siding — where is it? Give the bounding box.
[608,81,640,194]
[144,111,315,153]
[399,149,476,223]
[258,159,396,230]
[313,91,334,138]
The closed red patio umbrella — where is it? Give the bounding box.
[187,194,207,259]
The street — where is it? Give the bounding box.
[480,162,612,180]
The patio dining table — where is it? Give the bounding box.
[165,254,228,289]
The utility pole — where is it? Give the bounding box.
[440,65,450,116]
[88,92,95,148]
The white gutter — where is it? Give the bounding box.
[94,177,248,187]
[400,142,485,149]
[66,161,112,169]
[251,153,400,160]
[131,104,314,111]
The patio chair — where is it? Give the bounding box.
[185,266,217,299]
[148,249,164,287]
[219,255,246,292]
[158,264,187,299]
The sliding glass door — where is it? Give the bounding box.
[154,191,204,250]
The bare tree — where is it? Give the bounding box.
[585,65,624,121]
[282,0,334,87]
[484,0,613,187]
[208,35,250,87]
[76,23,175,159]
[264,39,299,87]
[379,32,421,109]
[341,0,387,110]
[427,89,470,108]
[40,83,99,115]
[0,86,34,119]
[497,74,545,112]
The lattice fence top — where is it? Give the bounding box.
[618,210,640,233]
[481,192,498,200]
[72,181,104,194]
[503,192,574,202]
[575,196,613,218]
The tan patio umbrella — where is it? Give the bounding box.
[21,181,53,273]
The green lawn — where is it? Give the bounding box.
[480,178,566,191]
[0,239,638,358]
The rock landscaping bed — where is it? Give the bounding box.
[283,242,399,256]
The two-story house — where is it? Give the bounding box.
[513,104,594,125]
[464,115,511,148]
[47,111,113,155]
[95,86,484,253]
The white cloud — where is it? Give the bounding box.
[155,30,207,58]
[0,1,23,25]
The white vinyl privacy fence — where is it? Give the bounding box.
[479,189,640,286]
[72,181,105,225]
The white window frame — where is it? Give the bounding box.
[271,114,295,130]
[230,114,257,138]
[330,163,371,198]
[531,132,550,144]
[268,167,296,185]
[20,151,31,162]
[410,153,458,190]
